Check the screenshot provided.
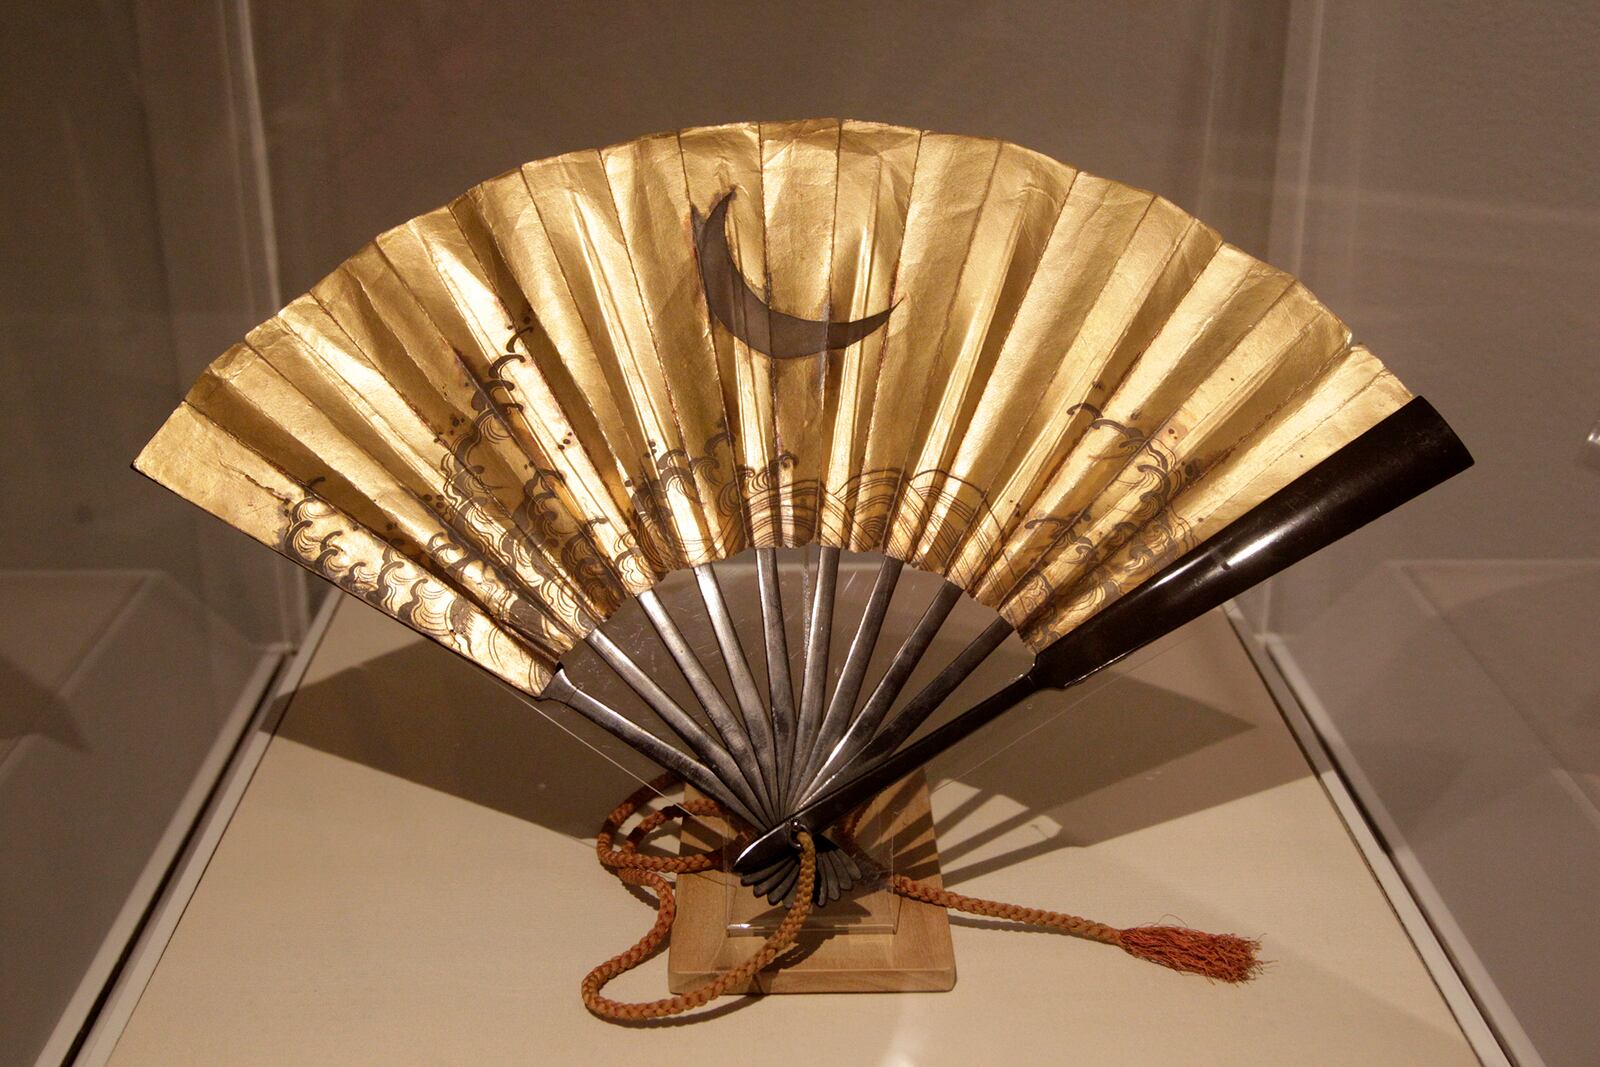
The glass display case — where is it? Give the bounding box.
[0,5,305,1064]
[3,3,1593,1065]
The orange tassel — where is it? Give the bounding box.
[1116,925,1264,983]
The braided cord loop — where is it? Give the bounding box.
[581,774,1260,1021]
[581,775,817,1021]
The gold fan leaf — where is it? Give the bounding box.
[136,119,1412,696]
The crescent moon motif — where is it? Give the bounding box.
[692,191,895,359]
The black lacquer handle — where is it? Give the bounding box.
[734,396,1472,876]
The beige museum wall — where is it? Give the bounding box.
[246,0,1289,294]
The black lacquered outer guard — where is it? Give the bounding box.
[1027,394,1473,689]
[733,396,1473,876]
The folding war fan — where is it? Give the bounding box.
[135,120,1470,917]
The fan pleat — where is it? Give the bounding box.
[1002,282,1343,632]
[822,122,921,551]
[857,133,1003,559]
[890,143,1079,572]
[757,119,840,548]
[222,314,593,653]
[472,168,681,576]
[355,239,632,610]
[270,298,602,634]
[309,257,622,624]
[529,155,722,572]
[398,206,658,597]
[916,173,1132,583]
[998,251,1300,595]
[1024,348,1408,645]
[668,124,771,550]
[142,402,556,692]
[601,133,746,564]
[963,199,1222,606]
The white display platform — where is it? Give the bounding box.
[99,596,1487,1065]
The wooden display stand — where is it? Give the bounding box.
[667,771,955,994]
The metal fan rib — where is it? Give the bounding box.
[551,550,1014,905]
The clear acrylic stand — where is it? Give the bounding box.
[717,795,902,937]
[674,788,902,939]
